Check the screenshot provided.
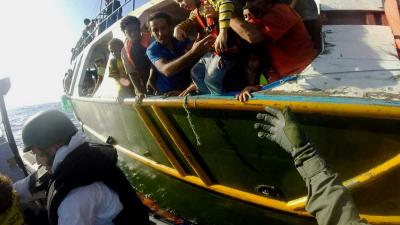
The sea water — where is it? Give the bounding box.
[6,102,79,150]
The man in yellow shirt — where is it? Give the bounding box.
[94,58,106,92]
[108,38,135,101]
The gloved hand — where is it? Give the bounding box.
[254,106,308,158]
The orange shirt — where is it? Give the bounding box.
[257,4,317,81]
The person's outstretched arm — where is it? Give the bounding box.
[147,34,214,77]
[13,167,49,205]
[254,107,370,225]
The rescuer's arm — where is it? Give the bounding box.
[13,166,49,205]
[230,16,265,44]
[254,107,370,225]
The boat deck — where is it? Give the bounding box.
[269,25,400,101]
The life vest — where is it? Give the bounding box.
[123,33,151,68]
[194,6,241,56]
[194,2,218,38]
[46,143,149,225]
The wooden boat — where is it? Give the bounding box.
[63,0,400,224]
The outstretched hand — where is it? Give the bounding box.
[135,93,145,104]
[254,107,308,157]
[235,86,258,102]
[190,33,214,57]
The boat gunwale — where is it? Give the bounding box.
[69,95,400,120]
[81,123,400,225]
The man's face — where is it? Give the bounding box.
[245,0,268,18]
[174,0,197,11]
[149,18,172,45]
[109,44,122,58]
[124,24,141,42]
[32,146,56,172]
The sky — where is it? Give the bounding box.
[0,0,102,109]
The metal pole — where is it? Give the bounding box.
[0,95,28,176]
[100,0,103,13]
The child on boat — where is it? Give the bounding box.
[232,46,269,102]
[174,0,243,95]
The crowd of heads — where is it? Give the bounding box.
[74,0,318,101]
[71,0,123,61]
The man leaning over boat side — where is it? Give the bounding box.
[12,110,149,225]
[230,0,318,82]
[145,12,215,95]
[120,16,153,102]
[254,107,370,225]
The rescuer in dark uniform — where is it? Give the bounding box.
[254,106,370,225]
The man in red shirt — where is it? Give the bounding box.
[231,0,318,82]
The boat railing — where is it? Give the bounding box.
[71,0,138,63]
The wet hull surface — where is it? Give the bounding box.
[70,96,400,225]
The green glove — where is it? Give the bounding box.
[254,106,308,158]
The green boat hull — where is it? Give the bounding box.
[70,95,400,224]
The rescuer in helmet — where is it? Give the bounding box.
[254,106,371,225]
[13,110,149,225]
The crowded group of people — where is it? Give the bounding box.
[0,0,379,224]
[71,0,123,61]
[85,0,320,102]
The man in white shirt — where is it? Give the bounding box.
[13,110,148,225]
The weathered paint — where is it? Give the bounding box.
[71,96,400,224]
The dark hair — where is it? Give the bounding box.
[108,38,124,49]
[120,16,141,32]
[84,18,91,25]
[245,44,265,57]
[147,12,172,28]
[95,58,104,63]
[0,174,14,213]
[266,0,279,4]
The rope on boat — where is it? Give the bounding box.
[183,95,202,146]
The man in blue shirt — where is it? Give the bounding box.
[146,12,214,95]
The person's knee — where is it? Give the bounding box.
[205,73,220,84]
[204,74,224,94]
[191,63,205,80]
[205,66,226,84]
